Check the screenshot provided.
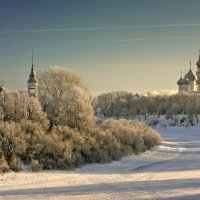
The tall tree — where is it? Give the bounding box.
[37,66,94,130]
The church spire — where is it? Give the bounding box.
[190,59,192,69]
[32,48,34,70]
[27,49,38,97]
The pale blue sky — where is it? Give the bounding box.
[1,0,200,94]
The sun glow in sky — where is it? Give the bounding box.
[1,0,200,95]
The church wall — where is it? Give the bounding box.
[179,85,182,92]
[180,84,188,92]
[188,81,195,93]
[197,85,200,93]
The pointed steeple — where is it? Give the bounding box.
[190,59,192,69]
[27,49,38,97]
[32,48,34,69]
[28,49,38,84]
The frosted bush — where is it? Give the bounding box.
[100,119,160,155]
[0,122,27,171]
[9,156,22,172]
[31,159,42,172]
[84,119,160,164]
[0,118,160,172]
[0,151,9,173]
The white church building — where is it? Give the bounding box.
[177,51,200,93]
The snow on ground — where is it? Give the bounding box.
[0,125,200,200]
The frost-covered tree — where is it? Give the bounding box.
[26,97,48,128]
[94,91,200,118]
[93,91,137,118]
[38,66,94,130]
[38,66,84,99]
[0,90,48,128]
[59,86,94,130]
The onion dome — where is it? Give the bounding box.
[177,77,183,85]
[182,76,189,85]
[185,68,196,81]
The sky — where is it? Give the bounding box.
[1,0,200,95]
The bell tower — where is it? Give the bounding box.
[27,49,38,97]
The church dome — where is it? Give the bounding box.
[185,68,196,81]
[182,77,189,85]
[177,77,183,85]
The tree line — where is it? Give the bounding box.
[93,91,200,119]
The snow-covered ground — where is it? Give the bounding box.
[0,125,200,200]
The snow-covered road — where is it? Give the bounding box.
[0,126,200,200]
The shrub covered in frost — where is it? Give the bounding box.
[0,119,160,172]
[31,159,42,172]
[0,150,9,173]
[99,119,160,153]
[0,122,27,172]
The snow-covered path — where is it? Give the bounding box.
[0,126,200,200]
